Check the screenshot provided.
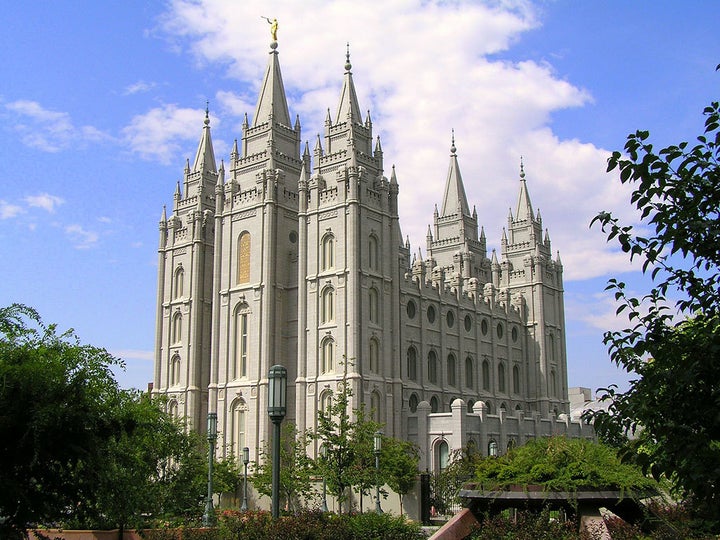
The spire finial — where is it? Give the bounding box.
[204,101,210,126]
[345,42,352,72]
[520,156,525,179]
[450,129,457,155]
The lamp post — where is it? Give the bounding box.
[374,431,383,514]
[241,446,250,511]
[267,364,287,519]
[319,444,329,513]
[202,412,218,527]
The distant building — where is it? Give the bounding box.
[153,39,591,471]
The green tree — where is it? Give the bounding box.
[381,437,419,516]
[253,421,317,513]
[587,90,720,527]
[0,304,125,537]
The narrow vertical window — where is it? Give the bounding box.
[369,287,379,323]
[321,287,334,324]
[322,234,334,271]
[234,307,249,378]
[369,338,379,374]
[368,235,379,271]
[438,440,449,471]
[550,369,557,397]
[170,355,181,386]
[465,357,474,389]
[430,395,439,413]
[173,266,184,299]
[447,354,456,387]
[237,232,251,284]
[482,360,490,391]
[488,440,498,457]
[231,401,246,459]
[498,363,506,393]
[408,393,419,413]
[428,350,438,384]
[407,347,417,381]
[168,400,179,420]
[320,391,333,414]
[322,339,334,373]
[172,312,182,344]
[513,365,520,394]
[370,391,381,423]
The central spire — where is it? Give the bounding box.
[253,41,292,127]
[191,103,217,174]
[515,157,534,221]
[335,44,362,124]
[440,130,470,217]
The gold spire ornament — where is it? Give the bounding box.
[261,16,278,42]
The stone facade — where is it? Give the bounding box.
[153,40,589,469]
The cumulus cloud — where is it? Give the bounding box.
[5,100,112,151]
[24,193,65,213]
[65,224,99,249]
[0,200,24,219]
[122,104,215,164]
[124,80,159,95]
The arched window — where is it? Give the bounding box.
[369,338,379,374]
[498,363,506,393]
[482,360,490,391]
[507,438,516,451]
[370,391,381,423]
[548,333,555,362]
[233,305,249,378]
[430,395,439,413]
[512,365,520,394]
[321,287,334,324]
[428,350,438,384]
[237,231,251,284]
[172,312,182,344]
[550,369,557,397]
[168,400,179,420]
[407,346,417,381]
[321,338,334,374]
[322,234,334,271]
[488,439,498,457]
[231,400,247,459]
[447,353,456,387]
[408,393,419,413]
[368,235,379,271]
[438,440,449,471]
[173,266,184,299]
[170,354,181,386]
[369,287,379,323]
[320,391,333,415]
[465,357,474,389]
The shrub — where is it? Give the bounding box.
[468,508,578,540]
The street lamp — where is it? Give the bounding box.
[202,412,218,527]
[241,446,250,511]
[319,444,329,513]
[267,364,287,519]
[374,431,383,514]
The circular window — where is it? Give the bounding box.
[464,315,472,332]
[481,319,488,335]
[446,310,455,328]
[289,231,297,243]
[511,326,518,342]
[406,300,416,319]
[427,305,436,323]
[496,323,504,339]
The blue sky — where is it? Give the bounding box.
[1,1,717,393]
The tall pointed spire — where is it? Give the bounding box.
[440,130,471,217]
[335,44,362,124]
[515,156,534,221]
[192,103,217,173]
[253,41,291,127]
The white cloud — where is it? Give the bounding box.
[65,224,99,249]
[124,80,159,95]
[24,193,65,213]
[5,100,111,151]
[0,200,24,219]
[156,0,642,282]
[122,104,214,164]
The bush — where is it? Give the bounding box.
[468,508,578,540]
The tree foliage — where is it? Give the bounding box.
[0,304,208,536]
[586,92,720,526]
